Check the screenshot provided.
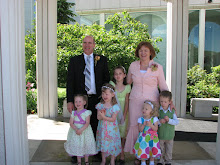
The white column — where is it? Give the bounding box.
[0,0,29,164]
[36,0,58,118]
[100,13,105,26]
[216,93,220,165]
[198,9,206,69]
[166,0,188,117]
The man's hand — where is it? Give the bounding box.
[67,102,74,113]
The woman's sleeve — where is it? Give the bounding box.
[158,64,169,91]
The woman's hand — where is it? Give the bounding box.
[170,101,177,114]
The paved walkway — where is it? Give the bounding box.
[28,114,218,165]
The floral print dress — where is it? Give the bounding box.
[96,103,122,157]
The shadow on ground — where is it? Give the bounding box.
[175,131,217,142]
[31,139,213,162]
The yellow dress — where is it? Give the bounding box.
[109,81,131,138]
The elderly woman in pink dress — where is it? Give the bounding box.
[124,41,172,158]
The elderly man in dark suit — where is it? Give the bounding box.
[66,35,110,162]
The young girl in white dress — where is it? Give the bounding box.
[64,94,97,165]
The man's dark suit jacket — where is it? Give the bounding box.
[66,53,110,103]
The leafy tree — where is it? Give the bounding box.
[26,11,162,87]
[57,0,76,24]
[25,31,36,86]
[56,11,162,86]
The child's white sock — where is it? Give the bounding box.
[149,161,154,165]
[141,161,146,165]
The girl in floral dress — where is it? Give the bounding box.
[64,94,97,165]
[133,100,161,165]
[96,83,122,165]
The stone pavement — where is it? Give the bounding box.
[28,114,218,165]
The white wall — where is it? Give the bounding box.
[76,0,167,13]
[76,0,220,13]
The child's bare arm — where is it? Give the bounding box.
[147,121,158,131]
[138,122,146,132]
[69,117,78,131]
[101,112,117,122]
[97,110,103,120]
[76,115,90,135]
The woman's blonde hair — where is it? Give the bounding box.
[100,83,117,105]
[143,100,159,117]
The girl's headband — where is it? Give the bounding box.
[121,66,126,74]
[144,101,154,109]
[102,86,115,92]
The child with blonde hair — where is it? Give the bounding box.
[133,100,161,165]
[96,83,122,165]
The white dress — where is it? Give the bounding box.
[64,109,97,156]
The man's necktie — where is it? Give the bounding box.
[85,56,91,92]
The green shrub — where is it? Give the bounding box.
[187,65,207,86]
[26,82,37,113]
[57,87,66,114]
[186,65,220,112]
[25,32,36,86]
